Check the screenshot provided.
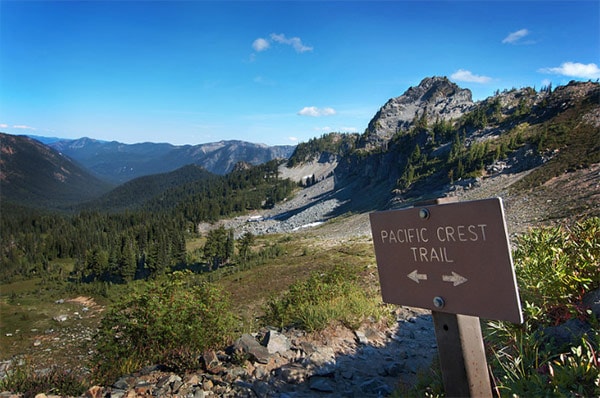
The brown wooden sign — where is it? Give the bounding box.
[370,198,523,323]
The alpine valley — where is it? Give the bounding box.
[0,76,599,397]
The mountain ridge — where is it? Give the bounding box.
[3,76,599,221]
[46,137,295,184]
[252,76,599,235]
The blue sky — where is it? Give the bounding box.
[1,1,599,146]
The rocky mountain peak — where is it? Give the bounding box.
[361,76,474,149]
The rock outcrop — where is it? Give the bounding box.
[361,76,474,149]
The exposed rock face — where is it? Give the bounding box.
[361,76,474,149]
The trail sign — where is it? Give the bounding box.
[370,197,523,324]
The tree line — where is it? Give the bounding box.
[0,160,295,283]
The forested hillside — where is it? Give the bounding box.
[0,160,295,283]
[0,134,113,208]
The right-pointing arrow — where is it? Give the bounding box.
[408,269,428,284]
[442,271,468,286]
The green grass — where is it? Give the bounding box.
[214,234,380,326]
[0,276,118,387]
[0,230,384,394]
[262,264,389,331]
[6,218,598,396]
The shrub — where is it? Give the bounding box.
[0,361,87,397]
[485,217,600,396]
[264,266,388,332]
[513,217,599,325]
[91,271,237,384]
[408,218,600,396]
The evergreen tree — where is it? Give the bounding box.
[238,232,255,264]
[203,226,232,270]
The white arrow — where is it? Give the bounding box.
[407,270,428,284]
[442,272,468,286]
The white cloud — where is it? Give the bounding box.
[251,33,313,59]
[502,28,530,44]
[270,33,313,53]
[0,123,8,129]
[298,106,336,117]
[252,38,270,52]
[450,69,492,84]
[288,136,298,142]
[13,124,36,130]
[539,62,600,79]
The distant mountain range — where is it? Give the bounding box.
[43,138,295,184]
[2,76,598,219]
[0,135,294,209]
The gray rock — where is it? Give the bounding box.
[264,330,291,354]
[202,350,220,371]
[251,380,271,397]
[193,389,206,398]
[304,346,336,376]
[252,365,270,380]
[385,361,404,377]
[112,377,133,390]
[360,377,394,396]
[362,76,474,149]
[309,376,336,392]
[542,318,593,349]
[108,390,127,398]
[234,333,271,364]
[582,288,600,318]
[355,330,368,345]
[279,364,308,384]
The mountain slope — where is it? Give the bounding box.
[0,133,113,208]
[254,78,599,236]
[48,138,295,184]
[339,78,600,204]
[81,164,217,212]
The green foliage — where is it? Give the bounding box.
[485,218,600,396]
[287,132,358,167]
[1,160,295,283]
[264,266,388,332]
[514,217,599,320]
[237,232,255,263]
[0,360,87,397]
[408,219,600,396]
[203,226,235,269]
[547,341,600,397]
[431,117,454,143]
[92,271,237,384]
[515,118,600,189]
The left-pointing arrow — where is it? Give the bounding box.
[442,271,468,286]
[408,270,428,284]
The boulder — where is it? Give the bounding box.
[264,330,291,354]
[234,334,270,364]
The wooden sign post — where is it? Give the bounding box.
[369,197,523,397]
